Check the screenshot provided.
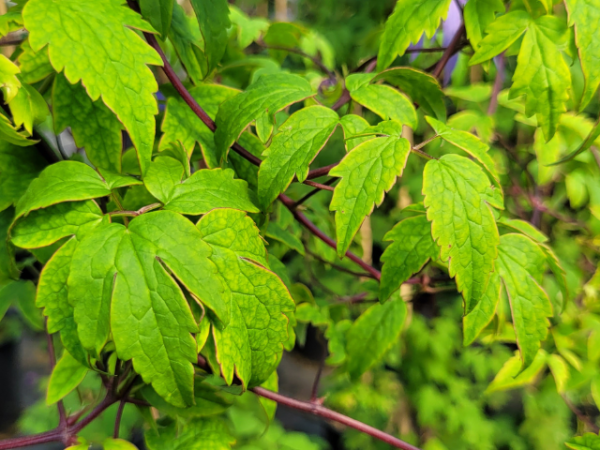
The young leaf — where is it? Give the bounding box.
[14,161,140,221]
[464,0,505,50]
[189,0,231,75]
[486,350,547,393]
[463,272,501,345]
[145,417,234,450]
[214,73,314,162]
[23,0,163,173]
[330,136,411,257]
[0,142,46,213]
[565,0,600,109]
[470,11,530,65]
[347,79,418,130]
[423,154,500,312]
[566,433,600,450]
[496,233,552,369]
[139,0,174,37]
[53,74,123,173]
[0,54,21,102]
[197,208,295,387]
[497,217,548,243]
[68,211,228,406]
[46,350,88,405]
[257,105,339,209]
[345,294,407,380]
[144,159,259,214]
[104,438,139,450]
[377,0,452,71]
[380,215,436,303]
[374,68,446,121]
[511,16,571,140]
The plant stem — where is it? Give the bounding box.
[293,177,337,207]
[45,321,67,428]
[302,180,335,192]
[113,400,126,439]
[431,23,466,79]
[305,248,374,279]
[487,54,505,115]
[258,40,336,81]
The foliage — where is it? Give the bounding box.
[0,0,599,449]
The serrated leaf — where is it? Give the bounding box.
[463,272,501,345]
[470,11,531,65]
[380,215,436,302]
[377,0,452,71]
[423,154,499,312]
[511,15,571,140]
[346,295,407,380]
[53,74,123,173]
[14,279,43,330]
[565,0,600,109]
[566,434,600,450]
[0,142,46,213]
[464,0,505,50]
[17,40,54,84]
[265,222,305,255]
[197,208,294,387]
[215,73,313,162]
[15,161,140,221]
[65,438,89,450]
[68,211,228,407]
[139,0,174,37]
[145,159,258,214]
[547,353,569,393]
[24,0,162,173]
[257,105,339,209]
[9,82,49,134]
[189,0,230,75]
[497,217,548,243]
[168,4,207,84]
[540,243,569,311]
[46,350,87,404]
[159,84,239,165]
[485,349,546,393]
[330,136,411,257]
[347,82,417,130]
[0,54,21,102]
[145,417,234,450]
[340,114,370,151]
[374,68,446,121]
[497,233,552,369]
[0,109,37,146]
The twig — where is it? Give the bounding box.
[311,344,327,403]
[306,163,339,180]
[432,23,466,79]
[305,248,375,278]
[332,88,351,111]
[258,39,336,81]
[293,177,337,207]
[562,395,600,433]
[302,180,335,192]
[113,400,126,439]
[45,320,67,428]
[487,54,505,115]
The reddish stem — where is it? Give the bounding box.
[431,23,466,79]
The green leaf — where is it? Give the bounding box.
[463,272,501,345]
[146,417,234,450]
[330,136,411,257]
[0,209,18,285]
[470,11,531,65]
[257,105,339,209]
[380,215,436,302]
[0,142,46,213]
[377,0,452,71]
[53,74,123,173]
[423,154,499,312]
[12,200,107,249]
[510,15,571,140]
[14,161,140,221]
[340,114,371,151]
[159,84,239,165]
[485,349,546,393]
[374,67,446,121]
[145,160,259,214]
[68,211,227,406]
[23,0,162,173]
[0,54,21,102]
[17,40,54,84]
[496,233,552,369]
[0,109,37,146]
[168,4,207,84]
[139,0,174,37]
[9,82,49,134]
[464,0,505,50]
[565,0,600,109]
[547,353,569,393]
[345,295,407,380]
[540,243,569,312]
[46,350,88,405]
[566,434,600,450]
[229,6,269,50]
[497,217,548,243]
[258,370,278,421]
[265,222,305,256]
[65,438,89,450]
[0,280,33,323]
[14,279,44,330]
[347,80,418,130]
[214,73,314,162]
[189,0,230,74]
[197,208,295,387]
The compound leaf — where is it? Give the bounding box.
[197,208,295,387]
[257,105,339,209]
[214,73,313,162]
[380,215,436,303]
[330,136,411,257]
[377,0,452,71]
[23,0,162,173]
[423,154,499,312]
